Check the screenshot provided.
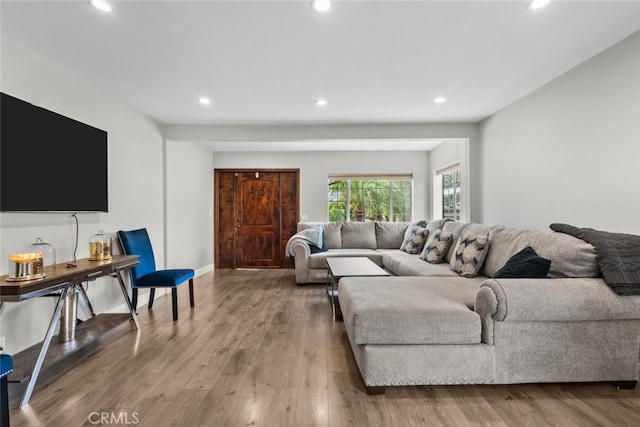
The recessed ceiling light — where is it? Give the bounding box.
[528,0,551,10]
[315,99,328,107]
[91,0,112,13]
[433,97,447,104]
[311,0,331,13]
[198,97,211,106]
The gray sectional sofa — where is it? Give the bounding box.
[286,220,640,392]
[288,219,452,284]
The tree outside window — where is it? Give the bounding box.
[441,167,460,220]
[328,175,412,222]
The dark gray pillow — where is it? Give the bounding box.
[309,230,328,254]
[493,246,551,278]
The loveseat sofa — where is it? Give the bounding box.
[286,220,640,392]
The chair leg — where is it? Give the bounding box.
[148,288,156,309]
[1,375,9,427]
[131,288,138,312]
[172,288,178,321]
[189,278,195,308]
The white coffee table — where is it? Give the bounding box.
[326,257,390,320]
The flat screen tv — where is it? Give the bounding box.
[1,92,108,212]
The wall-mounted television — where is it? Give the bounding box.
[1,92,108,212]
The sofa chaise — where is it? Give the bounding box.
[286,220,640,393]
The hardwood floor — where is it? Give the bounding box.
[7,269,640,427]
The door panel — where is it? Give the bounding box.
[235,172,280,267]
[217,172,235,268]
[280,172,298,268]
[215,169,299,268]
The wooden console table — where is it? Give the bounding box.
[0,255,140,407]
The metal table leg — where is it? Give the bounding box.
[114,270,140,330]
[76,284,96,317]
[20,285,69,407]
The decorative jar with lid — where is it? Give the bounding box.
[89,230,112,261]
[31,237,57,267]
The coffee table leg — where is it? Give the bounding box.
[332,276,337,321]
[326,270,339,321]
[333,278,342,321]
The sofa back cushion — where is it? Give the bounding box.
[483,227,600,278]
[375,221,410,249]
[323,222,343,249]
[426,218,453,235]
[298,222,343,249]
[441,221,468,263]
[342,222,377,249]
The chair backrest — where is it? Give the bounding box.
[117,228,157,285]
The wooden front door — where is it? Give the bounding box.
[215,169,299,269]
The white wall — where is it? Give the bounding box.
[211,151,431,222]
[165,139,214,272]
[478,31,640,234]
[170,122,481,222]
[0,41,212,354]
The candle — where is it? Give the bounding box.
[9,252,43,263]
[8,252,44,280]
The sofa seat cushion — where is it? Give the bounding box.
[339,276,482,345]
[379,250,460,277]
[309,249,382,269]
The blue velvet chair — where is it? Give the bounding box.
[117,228,195,321]
[1,354,13,426]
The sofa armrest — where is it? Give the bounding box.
[289,240,312,284]
[475,277,640,344]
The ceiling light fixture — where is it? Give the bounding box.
[315,99,328,107]
[433,97,447,104]
[527,0,551,10]
[311,0,331,13]
[198,97,211,106]
[90,0,112,13]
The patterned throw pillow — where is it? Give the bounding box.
[420,230,454,263]
[400,225,429,254]
[450,232,490,277]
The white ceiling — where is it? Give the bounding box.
[2,1,640,150]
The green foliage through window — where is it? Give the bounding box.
[328,177,412,222]
[442,168,460,220]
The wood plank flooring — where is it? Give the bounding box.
[6,269,640,427]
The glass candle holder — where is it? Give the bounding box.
[7,252,45,281]
[31,237,57,267]
[89,230,112,261]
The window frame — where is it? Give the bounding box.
[327,173,413,222]
[433,162,464,221]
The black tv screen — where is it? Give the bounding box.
[1,93,108,212]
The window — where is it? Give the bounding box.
[433,164,461,221]
[328,174,412,222]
